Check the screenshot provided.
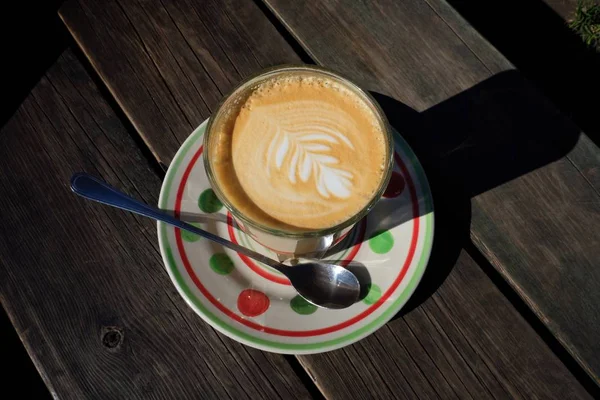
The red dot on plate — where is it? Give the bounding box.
[383,171,406,198]
[237,289,270,317]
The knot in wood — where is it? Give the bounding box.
[101,326,123,349]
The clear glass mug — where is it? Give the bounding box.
[203,65,393,257]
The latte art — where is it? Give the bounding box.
[260,101,356,199]
[210,74,389,231]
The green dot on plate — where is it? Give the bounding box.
[290,295,317,315]
[209,253,235,275]
[181,223,202,242]
[369,230,394,254]
[363,284,382,305]
[198,189,222,213]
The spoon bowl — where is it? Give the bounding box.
[285,262,360,309]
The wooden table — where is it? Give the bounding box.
[2,0,599,398]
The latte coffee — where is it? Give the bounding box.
[207,69,390,234]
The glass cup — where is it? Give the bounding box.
[204,65,393,257]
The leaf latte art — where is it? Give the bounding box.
[264,101,355,199]
[211,75,388,231]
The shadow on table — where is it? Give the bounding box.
[1,307,52,399]
[0,1,67,129]
[355,70,579,315]
[445,0,600,148]
[172,71,580,312]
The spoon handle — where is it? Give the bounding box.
[70,173,283,270]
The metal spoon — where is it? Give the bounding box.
[70,173,360,309]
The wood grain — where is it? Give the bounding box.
[0,49,313,400]
[59,0,597,398]
[263,0,600,383]
[59,0,301,165]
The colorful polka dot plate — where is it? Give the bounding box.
[157,120,434,354]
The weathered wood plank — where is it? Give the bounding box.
[59,0,301,166]
[60,0,597,398]
[263,0,600,384]
[276,0,494,111]
[422,0,513,74]
[0,49,313,400]
[568,134,600,193]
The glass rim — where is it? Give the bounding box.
[203,64,394,238]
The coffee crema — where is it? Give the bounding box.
[210,74,388,231]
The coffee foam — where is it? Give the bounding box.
[211,74,388,231]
